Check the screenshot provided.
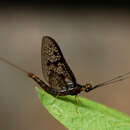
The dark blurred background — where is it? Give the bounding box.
[0,2,130,130]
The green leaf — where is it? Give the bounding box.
[35,87,130,130]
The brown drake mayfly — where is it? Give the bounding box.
[0,36,130,97]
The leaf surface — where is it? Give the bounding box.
[35,87,130,130]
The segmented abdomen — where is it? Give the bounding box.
[28,73,81,96]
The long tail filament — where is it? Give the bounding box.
[0,57,29,74]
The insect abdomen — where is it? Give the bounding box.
[28,73,81,96]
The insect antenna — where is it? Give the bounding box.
[85,72,130,92]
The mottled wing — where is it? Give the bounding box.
[41,36,76,90]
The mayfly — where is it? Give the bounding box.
[0,36,130,96]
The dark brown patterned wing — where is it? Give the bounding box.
[41,36,76,90]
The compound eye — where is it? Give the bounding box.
[85,83,93,92]
[85,82,92,88]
